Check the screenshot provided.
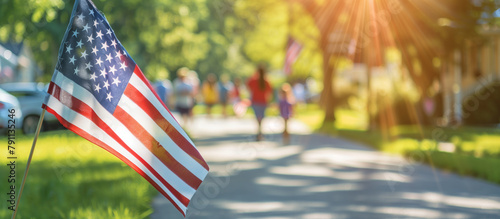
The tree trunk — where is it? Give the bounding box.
[320,53,336,123]
[365,44,374,131]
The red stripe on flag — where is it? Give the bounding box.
[113,106,202,189]
[47,82,190,207]
[124,80,209,170]
[43,105,186,216]
[132,66,175,117]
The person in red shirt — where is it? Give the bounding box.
[247,64,273,141]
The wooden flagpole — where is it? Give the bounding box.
[11,109,46,219]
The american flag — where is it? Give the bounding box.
[283,37,303,75]
[43,0,209,216]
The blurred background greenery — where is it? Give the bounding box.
[2,0,500,126]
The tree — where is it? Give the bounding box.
[287,0,499,127]
[0,0,71,79]
[1,0,246,81]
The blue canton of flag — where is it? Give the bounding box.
[56,0,134,113]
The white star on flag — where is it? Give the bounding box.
[83,23,90,32]
[85,62,93,70]
[94,83,101,92]
[99,69,107,78]
[106,92,113,101]
[109,65,117,75]
[120,62,127,71]
[80,50,88,59]
[66,44,73,54]
[90,72,98,81]
[77,13,85,21]
[77,40,84,48]
[68,56,76,64]
[101,41,109,51]
[112,77,121,86]
[103,80,110,90]
[87,34,94,43]
[96,30,103,39]
[115,50,123,58]
[96,57,103,66]
[106,53,113,62]
[111,39,117,48]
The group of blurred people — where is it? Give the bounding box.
[201,73,241,118]
[152,67,197,125]
[153,65,297,143]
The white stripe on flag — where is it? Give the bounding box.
[119,95,208,180]
[50,70,195,207]
[128,74,195,146]
[44,92,188,212]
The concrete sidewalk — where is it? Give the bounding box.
[150,115,500,219]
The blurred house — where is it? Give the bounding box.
[0,42,40,83]
[442,26,500,125]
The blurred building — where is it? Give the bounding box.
[442,27,500,125]
[0,42,40,83]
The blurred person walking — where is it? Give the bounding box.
[218,74,234,117]
[174,68,194,126]
[279,83,295,144]
[231,77,243,102]
[154,78,173,109]
[231,77,249,117]
[292,81,306,105]
[173,67,189,87]
[187,70,201,104]
[202,73,219,117]
[247,64,273,141]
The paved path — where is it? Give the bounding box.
[150,115,500,219]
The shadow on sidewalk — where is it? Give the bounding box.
[151,118,500,219]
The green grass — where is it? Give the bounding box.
[0,130,156,219]
[411,151,500,183]
[293,104,368,131]
[294,104,500,184]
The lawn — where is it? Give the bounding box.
[294,104,500,184]
[0,130,156,219]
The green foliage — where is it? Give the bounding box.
[374,93,417,126]
[0,130,156,218]
[234,0,323,79]
[0,0,71,81]
[411,151,500,184]
[2,0,326,84]
[236,0,288,67]
[286,3,322,80]
[1,0,245,81]
[0,0,66,42]
[91,0,214,80]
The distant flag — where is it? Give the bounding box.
[43,0,209,216]
[283,37,303,75]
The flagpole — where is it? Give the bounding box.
[11,109,46,219]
